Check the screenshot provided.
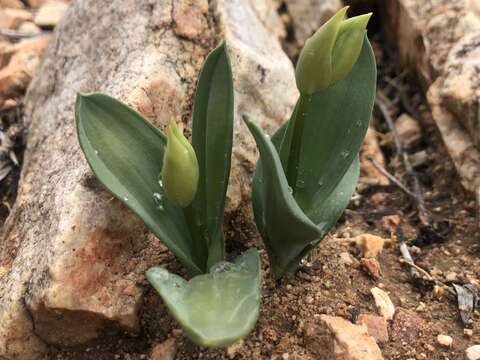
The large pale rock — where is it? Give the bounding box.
[0,0,297,358]
[383,0,480,196]
[285,0,342,45]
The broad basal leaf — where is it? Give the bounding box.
[146,248,261,347]
[186,41,234,270]
[75,93,202,276]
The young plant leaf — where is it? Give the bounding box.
[249,37,376,278]
[287,37,376,212]
[146,248,261,348]
[75,93,202,276]
[244,116,322,277]
[186,41,234,270]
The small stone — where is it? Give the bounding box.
[355,234,386,258]
[282,353,289,360]
[416,302,426,312]
[391,308,424,343]
[0,8,32,29]
[464,328,474,337]
[381,214,401,235]
[445,272,458,281]
[433,285,446,299]
[18,21,41,33]
[370,192,388,206]
[339,252,354,265]
[226,339,243,359]
[361,258,382,280]
[305,315,383,360]
[466,345,480,360]
[34,0,68,28]
[0,0,24,9]
[150,338,176,360]
[356,314,389,343]
[395,113,422,149]
[371,287,395,320]
[436,334,453,347]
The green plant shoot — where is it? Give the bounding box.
[75,42,261,347]
[245,7,376,278]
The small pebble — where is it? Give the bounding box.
[371,287,395,320]
[436,334,453,347]
[445,272,457,281]
[464,329,474,337]
[466,345,480,360]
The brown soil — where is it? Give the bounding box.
[2,3,479,360]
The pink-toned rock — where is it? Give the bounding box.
[381,214,401,235]
[361,258,382,281]
[150,338,177,360]
[356,314,389,343]
[0,8,32,29]
[391,308,424,343]
[305,315,384,359]
[0,0,24,9]
[172,0,209,39]
[0,36,49,101]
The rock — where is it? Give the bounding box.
[284,0,343,46]
[371,287,395,320]
[150,338,177,360]
[305,315,383,359]
[427,85,480,195]
[356,314,389,343]
[381,214,400,235]
[436,334,453,347]
[0,0,297,358]
[361,258,382,281]
[391,308,424,343]
[17,21,41,33]
[226,339,244,359]
[0,35,50,102]
[172,0,208,39]
[33,0,69,28]
[464,328,474,337]
[382,0,480,196]
[0,8,32,29]
[354,234,385,258]
[26,0,51,7]
[359,126,390,187]
[0,0,24,9]
[395,113,421,149]
[467,345,480,360]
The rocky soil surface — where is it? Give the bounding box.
[0,0,479,359]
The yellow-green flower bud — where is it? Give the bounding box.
[162,120,199,208]
[295,7,372,95]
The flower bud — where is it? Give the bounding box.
[295,7,372,95]
[162,120,199,208]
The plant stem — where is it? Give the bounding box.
[286,93,312,194]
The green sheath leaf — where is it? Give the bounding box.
[287,37,376,212]
[187,41,234,270]
[244,116,321,277]
[146,248,261,348]
[75,93,202,276]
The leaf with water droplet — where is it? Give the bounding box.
[146,249,261,348]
